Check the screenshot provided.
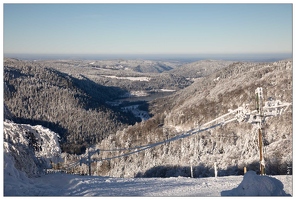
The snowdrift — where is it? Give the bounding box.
[4,120,62,195]
[221,171,290,196]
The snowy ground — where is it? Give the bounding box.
[4,172,292,196]
[101,75,151,82]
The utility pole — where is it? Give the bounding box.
[255,87,265,175]
[199,87,291,175]
[80,148,100,176]
[88,150,91,176]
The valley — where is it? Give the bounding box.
[3,57,292,181]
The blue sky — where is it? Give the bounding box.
[3,3,293,56]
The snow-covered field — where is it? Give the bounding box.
[121,104,150,121]
[4,171,292,196]
[101,75,151,82]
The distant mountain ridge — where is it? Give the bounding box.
[169,60,235,78]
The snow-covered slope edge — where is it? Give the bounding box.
[4,120,62,195]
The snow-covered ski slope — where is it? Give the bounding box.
[4,171,292,196]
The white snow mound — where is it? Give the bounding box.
[221,171,290,196]
[4,120,62,178]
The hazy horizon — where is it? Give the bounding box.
[4,52,292,62]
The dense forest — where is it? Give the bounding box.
[4,58,140,154]
[3,58,196,154]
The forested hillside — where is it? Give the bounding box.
[3,57,292,178]
[4,58,139,154]
[80,59,292,178]
[44,59,193,92]
[169,60,234,78]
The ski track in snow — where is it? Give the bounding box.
[5,172,292,196]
